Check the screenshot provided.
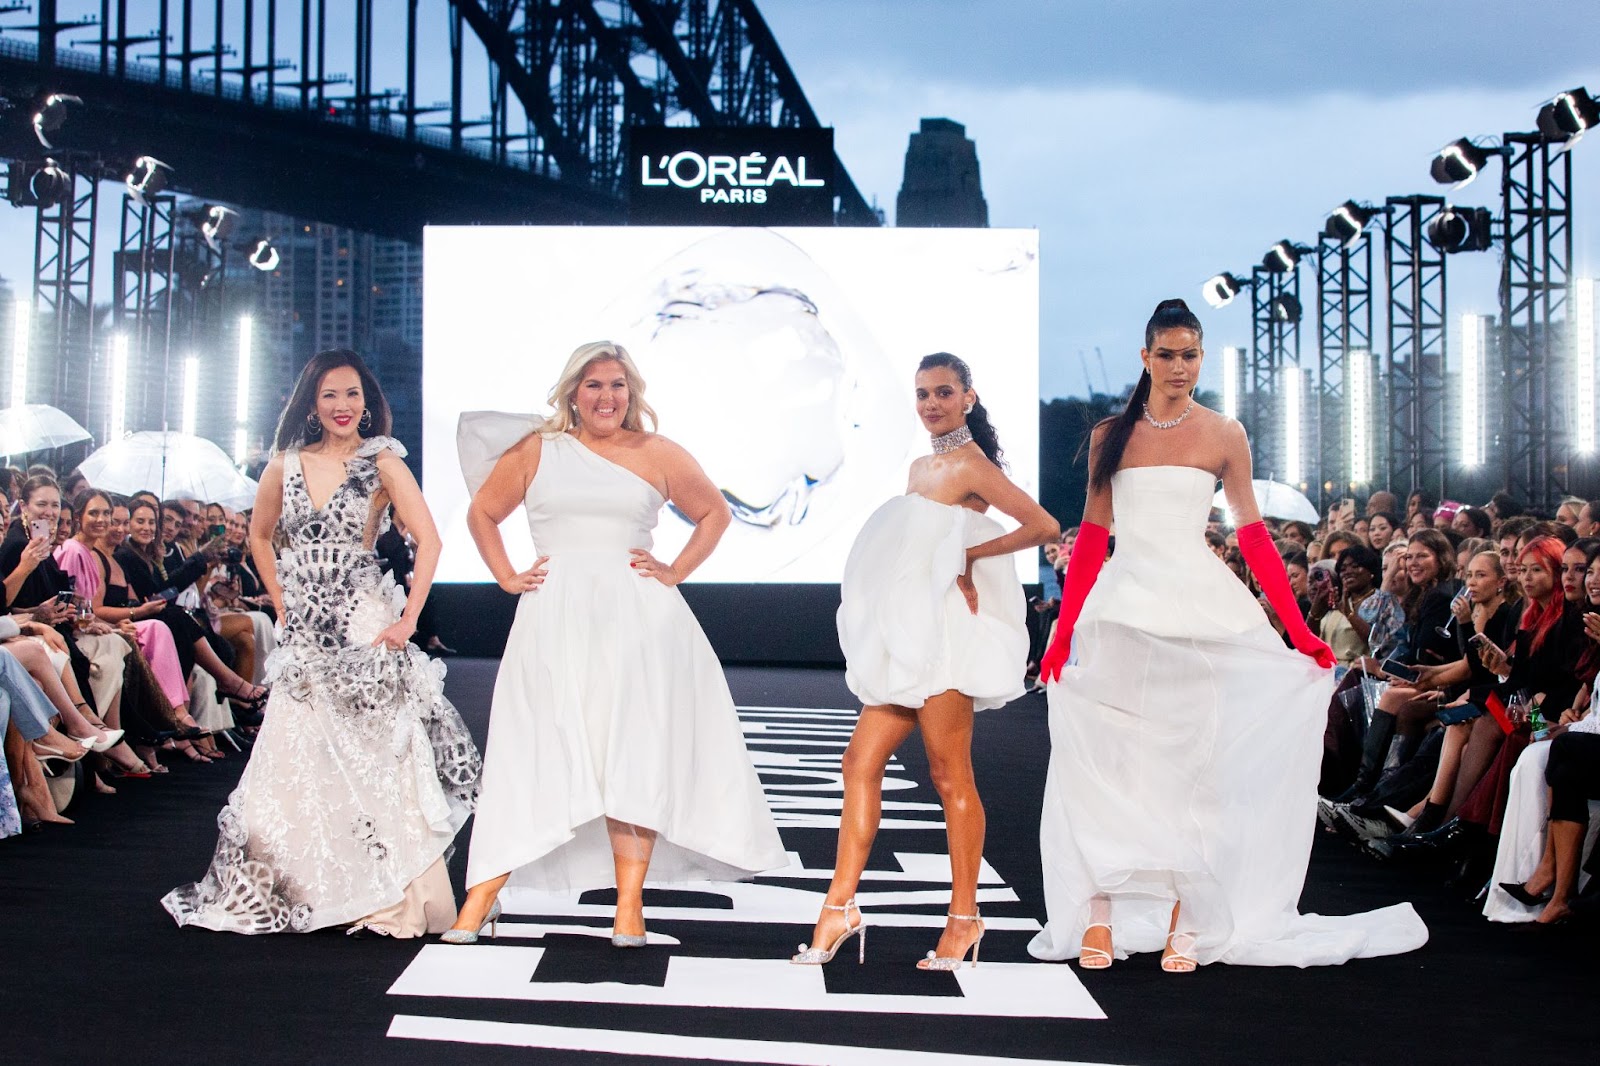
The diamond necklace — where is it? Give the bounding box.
[931,424,974,454]
[1142,400,1195,430]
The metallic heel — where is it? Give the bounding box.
[791,898,867,965]
[440,899,502,945]
[917,910,984,971]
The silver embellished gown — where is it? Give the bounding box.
[162,436,481,935]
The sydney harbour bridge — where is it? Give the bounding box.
[0,0,878,457]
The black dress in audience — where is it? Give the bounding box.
[1496,601,1587,713]
[1456,599,1521,705]
[1409,581,1464,667]
[97,548,207,681]
[124,544,237,672]
[0,518,100,710]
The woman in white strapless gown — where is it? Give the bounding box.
[796,354,1059,971]
[1030,300,1427,970]
[446,342,785,945]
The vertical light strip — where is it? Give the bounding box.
[182,356,199,438]
[1577,279,1596,455]
[1461,315,1485,467]
[108,334,130,441]
[1348,349,1371,484]
[234,315,253,464]
[10,302,30,408]
[1221,345,1240,420]
[1283,366,1302,485]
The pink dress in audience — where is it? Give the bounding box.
[54,538,190,708]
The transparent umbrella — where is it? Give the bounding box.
[1211,479,1320,524]
[0,404,93,456]
[78,431,259,509]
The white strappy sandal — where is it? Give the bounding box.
[1161,930,1198,973]
[1079,922,1114,969]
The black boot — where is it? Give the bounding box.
[1408,801,1448,837]
[1334,711,1397,804]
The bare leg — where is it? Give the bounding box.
[1447,715,1506,815]
[6,722,72,825]
[607,818,658,937]
[917,689,985,962]
[216,615,257,688]
[1426,722,1471,806]
[1537,820,1585,924]
[5,642,99,738]
[1524,799,1557,895]
[193,637,261,699]
[1162,901,1197,973]
[806,704,917,951]
[450,873,510,935]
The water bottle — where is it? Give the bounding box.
[1530,702,1548,741]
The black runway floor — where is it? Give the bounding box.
[2,660,1592,1065]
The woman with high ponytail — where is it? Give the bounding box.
[1029,299,1426,973]
[794,352,1059,971]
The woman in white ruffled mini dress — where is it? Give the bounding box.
[794,353,1058,971]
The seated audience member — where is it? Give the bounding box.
[1556,496,1586,529]
[1405,509,1431,536]
[1576,499,1600,538]
[1453,506,1493,540]
[1406,488,1439,525]
[1280,521,1314,549]
[1366,490,1400,518]
[1455,537,1493,579]
[1204,529,1227,560]
[1367,511,1402,552]
[1310,544,1404,671]
[1487,491,1524,523]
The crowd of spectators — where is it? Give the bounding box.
[0,463,273,836]
[1035,485,1600,928]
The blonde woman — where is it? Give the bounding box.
[447,341,784,945]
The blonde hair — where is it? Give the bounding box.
[542,341,658,436]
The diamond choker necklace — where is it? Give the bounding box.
[931,424,974,454]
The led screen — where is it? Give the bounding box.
[423,225,1039,583]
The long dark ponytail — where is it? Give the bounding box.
[1089,298,1203,491]
[918,352,1005,469]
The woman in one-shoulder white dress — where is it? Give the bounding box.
[1030,300,1427,971]
[796,353,1058,971]
[446,342,785,945]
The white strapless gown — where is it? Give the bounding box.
[458,421,786,892]
[1029,466,1427,966]
[837,494,1028,712]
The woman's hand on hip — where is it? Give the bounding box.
[629,549,680,587]
[499,556,549,595]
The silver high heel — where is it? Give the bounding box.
[611,932,649,948]
[791,898,866,965]
[439,899,501,944]
[917,910,984,971]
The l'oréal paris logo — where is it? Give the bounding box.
[638,151,826,204]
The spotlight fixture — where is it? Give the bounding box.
[125,156,173,204]
[1538,87,1599,146]
[1203,272,1246,309]
[1262,241,1307,274]
[1430,138,1490,188]
[247,238,280,272]
[29,160,72,208]
[1425,205,1494,254]
[31,93,82,149]
[201,205,238,252]
[1323,201,1378,248]
[1269,293,1302,324]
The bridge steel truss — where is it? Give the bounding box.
[1499,133,1574,509]
[1382,195,1448,501]
[1316,231,1374,501]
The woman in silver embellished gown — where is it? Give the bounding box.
[162,351,481,936]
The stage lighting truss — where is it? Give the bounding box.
[1323,201,1379,249]
[1270,293,1302,324]
[1577,279,1596,456]
[1425,205,1494,254]
[247,238,281,272]
[1461,314,1487,468]
[1538,87,1599,150]
[31,93,81,149]
[1430,138,1492,189]
[1262,241,1309,274]
[125,156,174,204]
[201,205,238,252]
[1204,272,1246,309]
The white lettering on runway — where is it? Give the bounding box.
[386,705,1105,1059]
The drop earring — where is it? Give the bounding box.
[963,403,974,415]
[358,410,373,431]
[306,412,322,433]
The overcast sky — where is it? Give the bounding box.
[1,1,1595,401]
[761,0,1600,398]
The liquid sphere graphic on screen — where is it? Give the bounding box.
[601,228,914,581]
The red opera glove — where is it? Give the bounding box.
[1238,521,1336,669]
[1039,522,1109,684]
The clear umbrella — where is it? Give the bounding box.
[1211,479,1320,524]
[0,404,93,456]
[78,431,259,509]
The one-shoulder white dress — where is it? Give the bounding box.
[1029,465,1427,966]
[458,419,786,893]
[837,494,1028,711]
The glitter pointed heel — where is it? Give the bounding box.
[791,898,866,965]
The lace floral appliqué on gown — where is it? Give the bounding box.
[162,436,481,935]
